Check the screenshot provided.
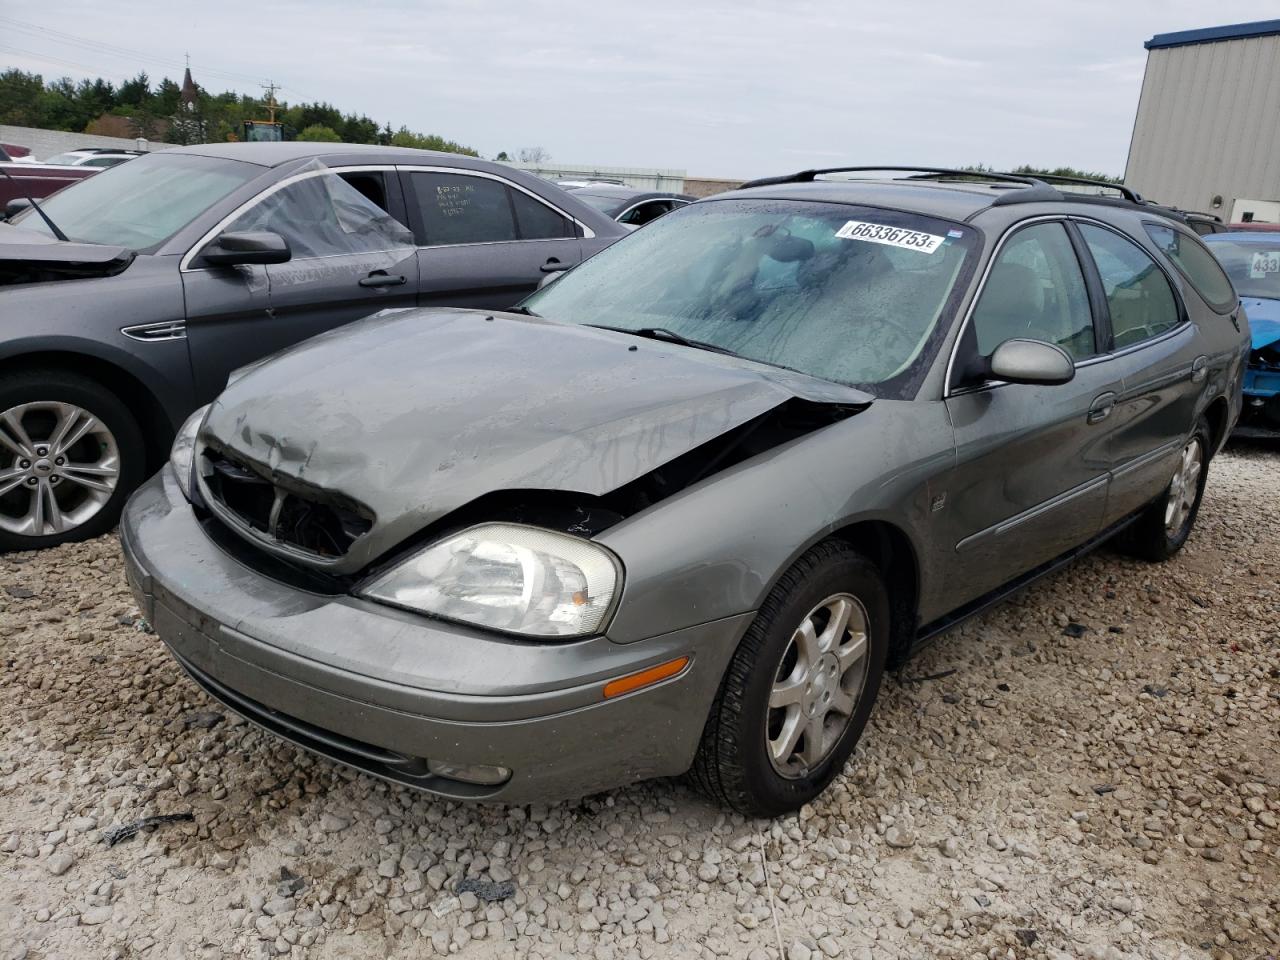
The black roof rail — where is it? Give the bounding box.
[994,171,1144,204]
[738,166,1048,190]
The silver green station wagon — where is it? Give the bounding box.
[122,168,1248,815]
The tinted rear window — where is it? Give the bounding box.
[1144,223,1237,313]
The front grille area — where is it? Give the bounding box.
[200,447,373,559]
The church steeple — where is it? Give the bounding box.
[180,57,198,113]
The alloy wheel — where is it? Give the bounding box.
[0,402,120,537]
[1163,436,1203,536]
[766,592,871,779]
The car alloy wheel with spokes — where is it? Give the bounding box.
[767,592,871,778]
[0,401,121,537]
[1164,436,1203,537]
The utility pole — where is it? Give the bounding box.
[261,81,279,124]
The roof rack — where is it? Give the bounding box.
[739,166,1046,190]
[993,171,1144,204]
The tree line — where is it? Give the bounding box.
[0,68,479,156]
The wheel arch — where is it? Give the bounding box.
[1202,393,1230,457]
[0,349,178,473]
[824,518,921,669]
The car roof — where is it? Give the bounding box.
[163,141,489,168]
[726,178,1020,221]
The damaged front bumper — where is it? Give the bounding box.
[120,469,750,803]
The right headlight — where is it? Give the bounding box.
[168,405,208,502]
[359,523,621,638]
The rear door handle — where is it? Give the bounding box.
[359,271,407,288]
[1190,355,1208,383]
[1087,392,1116,424]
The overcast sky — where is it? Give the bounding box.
[0,1,1270,178]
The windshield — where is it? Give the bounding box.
[524,198,980,397]
[1204,234,1280,301]
[11,153,262,250]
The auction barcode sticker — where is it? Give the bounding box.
[835,220,945,254]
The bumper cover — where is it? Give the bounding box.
[121,470,750,802]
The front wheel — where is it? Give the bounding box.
[1117,418,1210,563]
[0,369,146,552]
[689,541,889,816]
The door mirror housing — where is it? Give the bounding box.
[3,198,32,221]
[202,231,292,266]
[989,338,1075,386]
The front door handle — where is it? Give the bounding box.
[359,271,407,288]
[1190,355,1208,383]
[1087,392,1116,424]
[540,258,569,274]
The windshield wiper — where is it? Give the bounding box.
[587,324,740,357]
[508,305,540,317]
[0,167,70,242]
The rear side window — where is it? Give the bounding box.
[510,189,573,239]
[410,172,517,246]
[409,172,574,246]
[972,222,1095,361]
[1143,223,1237,313]
[1079,225,1180,348]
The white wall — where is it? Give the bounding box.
[0,124,178,162]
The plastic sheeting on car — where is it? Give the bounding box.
[225,159,417,289]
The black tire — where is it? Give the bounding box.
[0,368,146,552]
[1116,417,1211,563]
[689,540,890,817]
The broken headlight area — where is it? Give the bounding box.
[359,523,621,639]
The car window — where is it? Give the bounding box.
[619,201,674,226]
[1144,223,1236,313]
[1079,225,1180,349]
[408,172,517,246]
[510,188,572,240]
[226,172,414,260]
[524,198,981,399]
[1203,235,1280,301]
[971,222,1095,361]
[82,157,123,168]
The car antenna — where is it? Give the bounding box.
[0,167,70,242]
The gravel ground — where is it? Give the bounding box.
[1,445,1277,960]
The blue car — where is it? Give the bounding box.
[1204,231,1280,437]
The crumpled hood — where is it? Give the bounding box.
[0,222,133,284]
[1242,296,1280,351]
[203,307,872,571]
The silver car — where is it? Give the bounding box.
[121,168,1248,815]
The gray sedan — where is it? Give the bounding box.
[0,142,624,551]
[122,168,1247,815]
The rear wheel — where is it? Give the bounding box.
[689,541,889,816]
[1117,418,1210,562]
[0,370,145,552]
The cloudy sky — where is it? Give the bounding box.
[0,1,1270,178]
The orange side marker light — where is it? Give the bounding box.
[602,656,690,699]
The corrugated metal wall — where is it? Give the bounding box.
[500,161,686,192]
[1125,34,1280,218]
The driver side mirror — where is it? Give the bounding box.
[3,198,32,221]
[989,338,1075,386]
[202,230,292,267]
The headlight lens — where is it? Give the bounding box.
[360,523,620,638]
[169,405,208,501]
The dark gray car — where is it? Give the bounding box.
[0,142,624,551]
[566,184,695,226]
[121,168,1248,815]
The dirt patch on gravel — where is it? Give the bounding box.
[1,446,1276,960]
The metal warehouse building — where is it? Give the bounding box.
[1125,19,1280,223]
